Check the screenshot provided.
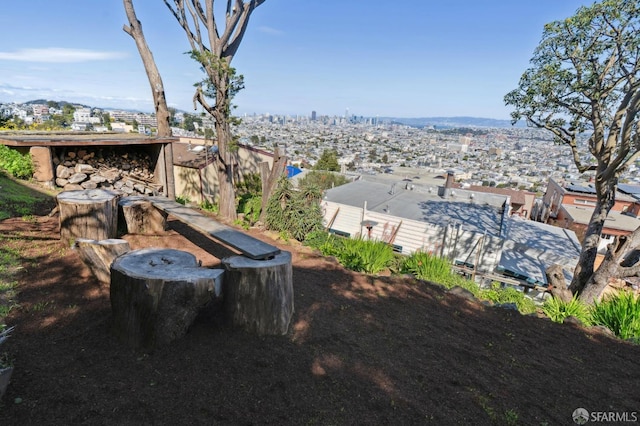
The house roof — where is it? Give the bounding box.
[561,204,640,232]
[324,179,507,236]
[0,131,176,146]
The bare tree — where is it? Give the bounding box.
[163,0,266,219]
[123,0,175,199]
[505,0,640,303]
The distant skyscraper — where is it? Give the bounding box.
[345,108,349,119]
[311,110,316,121]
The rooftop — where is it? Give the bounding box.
[0,131,177,147]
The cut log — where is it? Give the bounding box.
[110,248,224,349]
[119,196,167,235]
[222,251,294,335]
[74,238,131,283]
[57,189,120,246]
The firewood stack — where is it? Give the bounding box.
[52,147,163,196]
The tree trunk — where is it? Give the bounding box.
[74,238,131,283]
[119,196,167,235]
[122,0,171,138]
[579,227,640,304]
[570,178,617,296]
[259,145,287,223]
[110,248,224,349]
[214,110,237,220]
[57,189,120,246]
[222,251,294,335]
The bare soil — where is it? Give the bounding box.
[1,204,640,425]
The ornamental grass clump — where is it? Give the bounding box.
[337,237,395,274]
[590,291,640,342]
[401,251,451,283]
[400,251,480,296]
[542,296,591,325]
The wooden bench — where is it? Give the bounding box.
[139,196,281,260]
[116,195,292,338]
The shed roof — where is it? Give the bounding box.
[0,131,177,147]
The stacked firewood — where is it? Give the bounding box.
[52,147,163,196]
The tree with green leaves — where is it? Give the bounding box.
[504,0,640,303]
[314,149,340,171]
[164,0,266,220]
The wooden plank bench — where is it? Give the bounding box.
[145,196,281,260]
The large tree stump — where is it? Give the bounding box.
[110,248,224,349]
[57,189,120,246]
[74,238,131,283]
[119,196,167,235]
[222,251,294,335]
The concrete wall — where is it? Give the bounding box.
[173,138,275,204]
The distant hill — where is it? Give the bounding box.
[380,116,525,129]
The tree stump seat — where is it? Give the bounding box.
[110,248,224,349]
[57,189,120,246]
[222,251,294,335]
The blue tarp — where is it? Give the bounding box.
[286,165,302,178]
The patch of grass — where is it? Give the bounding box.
[591,291,640,342]
[480,283,537,314]
[0,172,55,219]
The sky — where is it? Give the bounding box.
[0,0,596,120]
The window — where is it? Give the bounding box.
[574,198,597,206]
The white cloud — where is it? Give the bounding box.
[257,26,284,36]
[0,48,128,63]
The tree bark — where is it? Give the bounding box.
[57,189,120,246]
[259,145,287,223]
[222,251,293,335]
[570,178,617,296]
[122,0,171,138]
[579,227,640,304]
[545,264,573,303]
[119,196,167,235]
[74,238,131,283]
[110,248,224,349]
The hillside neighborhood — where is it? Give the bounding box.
[2,100,640,297]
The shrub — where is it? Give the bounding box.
[265,177,323,241]
[298,170,349,191]
[542,296,591,325]
[0,145,33,179]
[591,291,640,342]
[237,194,262,225]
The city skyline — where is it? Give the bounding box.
[0,1,594,119]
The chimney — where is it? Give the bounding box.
[445,170,455,189]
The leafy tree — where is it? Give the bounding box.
[314,149,340,171]
[298,170,349,191]
[165,0,266,220]
[505,0,640,303]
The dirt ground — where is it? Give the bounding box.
[1,204,640,425]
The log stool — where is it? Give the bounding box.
[110,248,224,349]
[222,251,294,335]
[57,189,120,246]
